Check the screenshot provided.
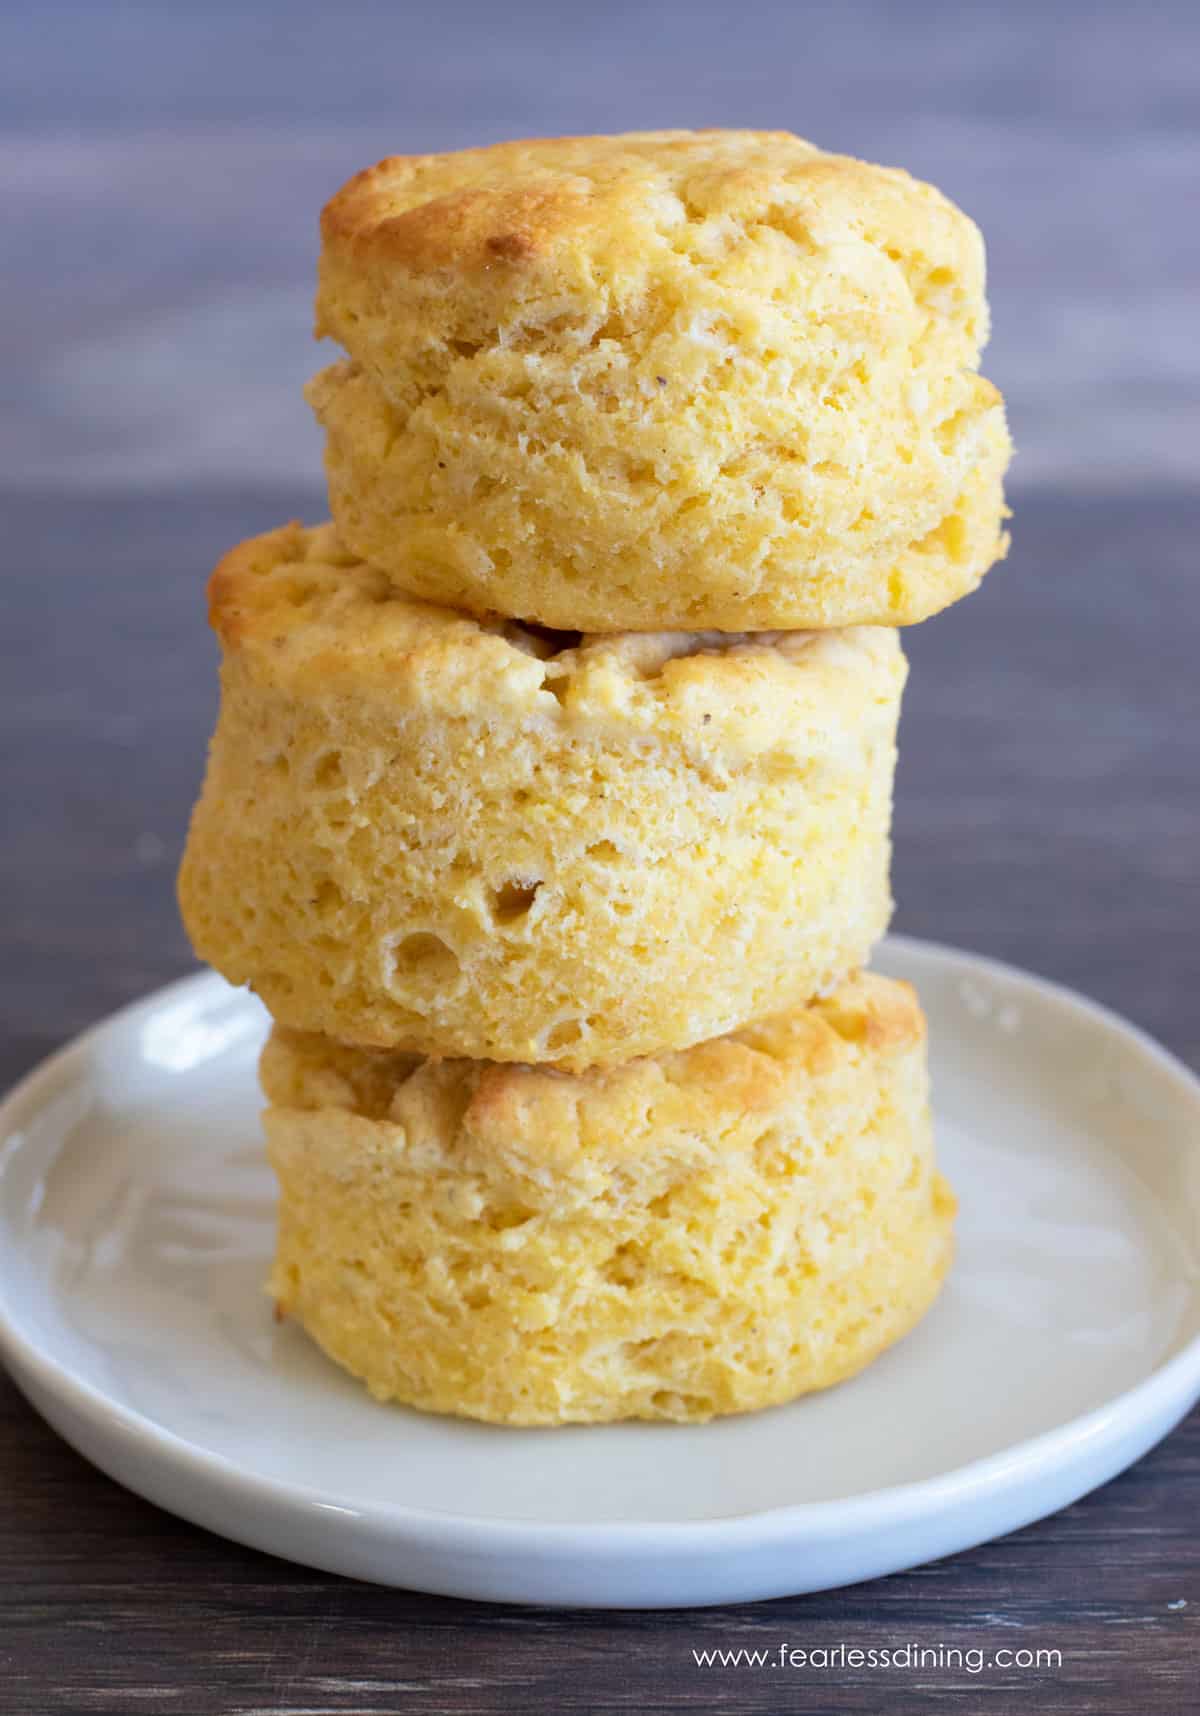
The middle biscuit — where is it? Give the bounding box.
[178,522,906,1068]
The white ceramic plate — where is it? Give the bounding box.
[1,936,1198,1608]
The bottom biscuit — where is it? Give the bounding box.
[261,972,954,1425]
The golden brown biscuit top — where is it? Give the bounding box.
[319,129,983,312]
[208,522,904,754]
[261,973,925,1170]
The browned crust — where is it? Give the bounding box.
[206,520,313,647]
[262,973,926,1165]
[201,522,902,731]
[316,128,966,282]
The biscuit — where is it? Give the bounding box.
[309,128,1010,631]
[177,523,905,1067]
[263,972,954,1425]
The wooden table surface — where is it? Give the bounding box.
[3,3,1198,1710]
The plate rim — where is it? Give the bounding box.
[1,934,1199,1554]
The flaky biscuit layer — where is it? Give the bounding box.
[311,128,1010,631]
[178,524,905,1066]
[264,972,955,1424]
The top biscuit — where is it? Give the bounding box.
[311,129,1010,632]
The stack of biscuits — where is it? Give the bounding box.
[179,131,1010,1425]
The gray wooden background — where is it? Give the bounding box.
[3,0,1198,1079]
[2,3,1198,1711]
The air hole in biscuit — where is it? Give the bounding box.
[585,840,620,864]
[602,1242,644,1288]
[584,313,624,347]
[543,674,570,709]
[491,879,541,924]
[506,621,584,659]
[312,751,344,790]
[918,504,969,563]
[311,879,343,921]
[934,408,970,456]
[545,1019,584,1052]
[622,1337,661,1362]
[448,338,482,360]
[389,932,460,982]
[652,1390,704,1415]
[487,1204,536,1232]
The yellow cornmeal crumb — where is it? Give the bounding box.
[178,522,906,1067]
[262,972,955,1425]
[309,128,1010,631]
